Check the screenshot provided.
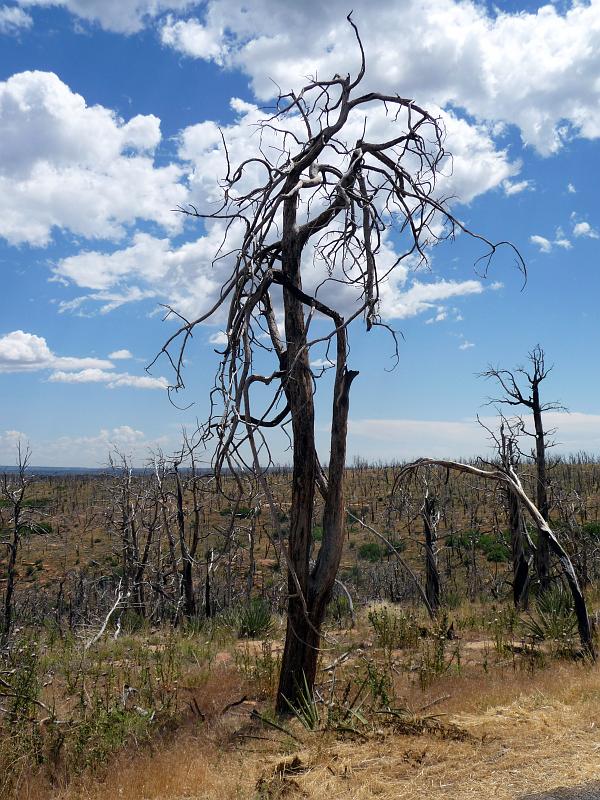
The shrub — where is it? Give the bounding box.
[522,585,578,655]
[358,542,382,562]
[236,598,273,639]
[368,605,419,651]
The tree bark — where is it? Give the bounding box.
[507,487,530,609]
[532,386,551,590]
[276,192,318,711]
[422,496,441,613]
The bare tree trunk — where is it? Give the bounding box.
[2,447,31,645]
[2,523,19,645]
[533,391,551,590]
[276,252,317,708]
[422,496,441,613]
[507,487,530,609]
[175,464,197,618]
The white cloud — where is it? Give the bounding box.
[49,72,517,323]
[49,368,168,389]
[530,234,553,254]
[459,339,475,350]
[0,4,32,33]
[54,227,231,319]
[0,71,186,245]
[555,237,572,250]
[208,331,228,346]
[382,279,483,319]
[0,430,28,462]
[108,349,133,359]
[573,221,599,239]
[0,331,165,389]
[425,308,448,324]
[502,179,531,196]
[160,0,600,156]
[0,330,112,373]
[310,357,335,369]
[567,183,576,194]
[18,0,194,33]
[161,13,222,58]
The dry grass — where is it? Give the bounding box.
[29,657,600,800]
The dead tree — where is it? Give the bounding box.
[501,433,531,609]
[173,440,205,619]
[1,444,33,644]
[422,492,441,613]
[394,456,595,658]
[481,346,563,590]
[153,17,521,710]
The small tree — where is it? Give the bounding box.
[481,345,563,590]
[155,19,520,710]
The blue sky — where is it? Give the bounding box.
[0,0,599,466]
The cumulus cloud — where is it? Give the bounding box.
[0,71,186,245]
[18,0,194,33]
[108,349,133,359]
[0,330,167,389]
[52,89,517,321]
[0,4,32,33]
[529,233,575,253]
[160,0,600,156]
[381,279,484,319]
[0,330,112,373]
[530,235,552,253]
[573,221,599,239]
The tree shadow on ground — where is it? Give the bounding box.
[521,784,600,800]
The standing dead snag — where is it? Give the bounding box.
[154,17,521,711]
[480,346,563,590]
[1,444,50,645]
[422,492,441,614]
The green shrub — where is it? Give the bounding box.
[358,542,382,562]
[522,585,578,655]
[236,598,273,639]
[478,533,510,563]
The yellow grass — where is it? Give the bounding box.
[37,658,600,800]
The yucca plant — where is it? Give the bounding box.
[522,585,578,654]
[284,671,321,730]
[236,598,273,639]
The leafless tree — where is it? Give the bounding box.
[480,345,563,590]
[1,443,35,644]
[153,17,521,709]
[499,428,532,610]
